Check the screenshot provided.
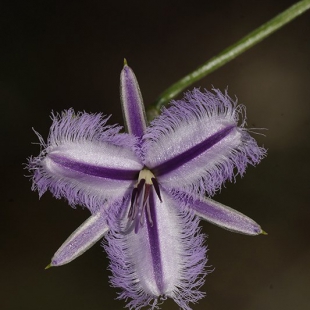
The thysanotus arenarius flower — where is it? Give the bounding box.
[27,61,266,310]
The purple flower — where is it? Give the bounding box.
[27,62,266,310]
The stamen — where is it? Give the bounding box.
[145,201,153,227]
[139,210,145,226]
[137,178,146,192]
[130,178,146,221]
[128,169,162,233]
[137,185,145,227]
[142,184,151,207]
[128,187,138,219]
[151,177,162,202]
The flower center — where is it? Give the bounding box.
[128,169,162,233]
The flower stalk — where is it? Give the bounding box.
[147,0,310,120]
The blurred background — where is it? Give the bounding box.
[1,0,310,309]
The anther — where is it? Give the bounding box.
[129,169,162,233]
[151,177,162,202]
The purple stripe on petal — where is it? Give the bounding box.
[49,153,139,181]
[120,64,147,137]
[28,109,143,212]
[104,191,208,310]
[153,125,234,177]
[144,89,266,196]
[146,189,164,293]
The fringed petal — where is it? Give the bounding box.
[143,89,266,196]
[172,190,263,235]
[50,211,109,267]
[27,109,143,212]
[120,62,147,137]
[104,190,208,310]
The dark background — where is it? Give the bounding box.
[1,1,310,309]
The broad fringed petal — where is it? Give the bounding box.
[28,109,143,212]
[172,190,262,235]
[143,89,266,196]
[104,190,208,310]
[50,210,109,267]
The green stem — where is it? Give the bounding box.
[147,0,310,120]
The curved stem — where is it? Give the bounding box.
[147,0,310,120]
